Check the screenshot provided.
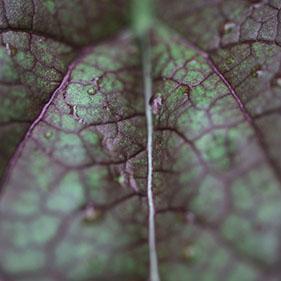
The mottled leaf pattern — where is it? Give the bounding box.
[1,1,281,281]
[157,0,281,180]
[0,0,128,179]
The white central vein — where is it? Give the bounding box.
[141,35,161,281]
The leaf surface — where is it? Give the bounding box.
[1,1,281,281]
[0,0,128,179]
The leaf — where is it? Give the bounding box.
[157,0,281,180]
[0,0,128,179]
[1,1,281,281]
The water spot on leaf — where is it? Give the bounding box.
[276,77,281,87]
[256,70,265,78]
[149,93,163,115]
[87,88,96,95]
[178,85,190,98]
[44,131,53,140]
[69,104,86,124]
[251,64,263,78]
[83,204,102,223]
[5,43,17,57]
[78,118,86,125]
[117,175,125,185]
[225,56,235,66]
[221,21,236,35]
[49,81,59,87]
[103,103,110,111]
[72,105,78,117]
[182,244,196,262]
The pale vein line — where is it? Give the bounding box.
[141,34,161,281]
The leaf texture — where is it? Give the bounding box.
[1,1,281,281]
[0,0,128,179]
